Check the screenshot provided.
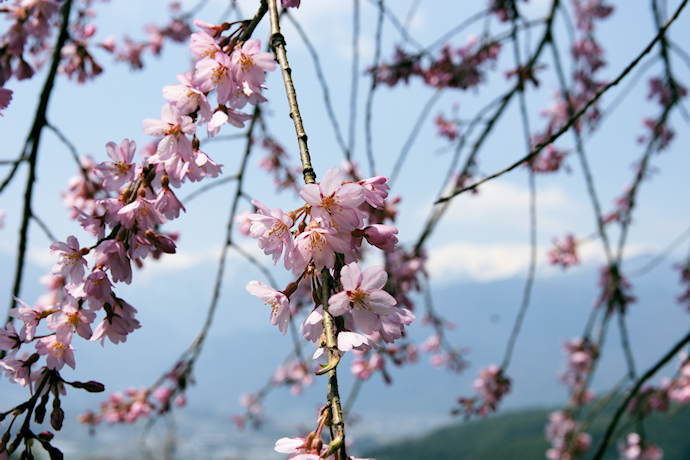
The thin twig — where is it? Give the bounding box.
[437,0,689,204]
[591,329,690,459]
[283,11,349,160]
[501,15,538,371]
[5,0,74,327]
[363,0,385,177]
[348,0,360,161]
[389,89,443,186]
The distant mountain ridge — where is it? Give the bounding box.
[364,405,690,460]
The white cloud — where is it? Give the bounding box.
[427,241,532,283]
[438,180,574,228]
[427,237,655,285]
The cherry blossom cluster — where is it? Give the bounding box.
[101,2,192,71]
[505,62,547,91]
[0,0,67,115]
[548,234,580,268]
[530,145,569,173]
[618,433,663,460]
[246,166,412,347]
[559,337,596,405]
[488,0,528,22]
[79,360,191,428]
[274,358,314,396]
[274,404,372,460]
[627,384,670,417]
[434,112,459,142]
[56,1,105,83]
[637,76,688,151]
[0,0,61,86]
[0,17,279,454]
[63,1,195,82]
[69,14,277,419]
[243,165,416,455]
[602,187,633,224]
[454,364,511,418]
[623,354,690,426]
[529,1,613,173]
[545,410,592,460]
[594,264,636,313]
[419,330,466,373]
[663,354,690,405]
[231,392,265,430]
[258,133,300,192]
[676,262,690,312]
[381,246,427,311]
[372,37,501,91]
[350,342,418,384]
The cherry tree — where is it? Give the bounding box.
[0,0,689,459]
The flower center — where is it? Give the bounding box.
[240,54,254,71]
[50,341,66,357]
[350,289,369,309]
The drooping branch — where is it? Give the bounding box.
[591,329,690,459]
[5,0,74,328]
[437,0,688,204]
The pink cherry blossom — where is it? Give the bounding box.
[351,351,385,380]
[378,306,415,343]
[185,149,223,182]
[0,351,33,388]
[94,138,142,191]
[36,335,76,371]
[9,297,58,341]
[155,187,185,220]
[545,410,591,460]
[275,436,307,454]
[0,87,12,115]
[116,196,165,231]
[47,296,97,341]
[189,29,221,58]
[246,281,291,335]
[472,364,511,410]
[229,39,277,99]
[247,199,294,266]
[194,52,236,105]
[337,331,377,353]
[273,359,314,395]
[363,224,398,251]
[300,167,366,232]
[206,107,253,137]
[300,307,323,343]
[162,72,212,120]
[91,299,140,345]
[287,224,351,275]
[329,262,397,335]
[50,235,88,282]
[0,321,21,351]
[142,102,196,162]
[192,19,226,38]
[358,176,389,209]
[618,432,662,460]
[235,210,252,236]
[93,240,132,284]
[67,268,113,309]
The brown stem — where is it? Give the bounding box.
[320,268,347,460]
[267,0,316,185]
[267,1,346,457]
